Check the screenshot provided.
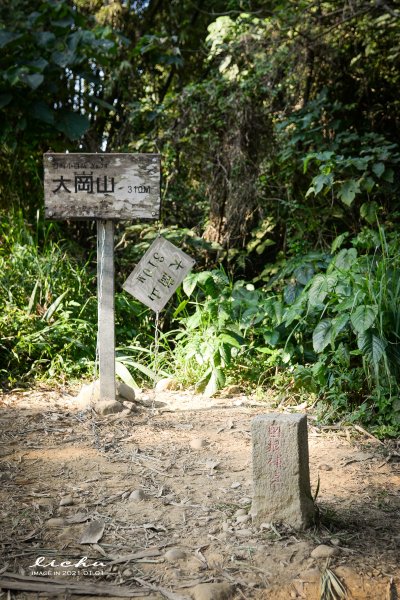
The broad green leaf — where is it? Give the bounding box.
[337,179,360,206]
[115,360,138,389]
[51,17,75,29]
[182,272,198,297]
[294,265,314,286]
[331,248,357,271]
[0,94,12,109]
[313,173,332,194]
[313,319,333,353]
[35,31,56,47]
[383,168,394,183]
[282,306,299,327]
[21,73,44,90]
[308,274,336,307]
[52,50,76,68]
[372,162,385,178]
[185,311,201,330]
[283,282,298,305]
[263,329,280,346]
[360,201,378,224]
[28,58,48,71]
[361,176,375,192]
[255,238,275,254]
[32,101,55,124]
[0,31,22,48]
[351,305,377,333]
[357,330,386,365]
[308,274,328,306]
[331,313,349,338]
[218,332,242,348]
[331,231,350,253]
[56,112,90,140]
[204,367,225,397]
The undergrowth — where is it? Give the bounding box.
[1,212,399,438]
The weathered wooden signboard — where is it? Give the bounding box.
[44,153,160,220]
[123,237,195,312]
[43,152,161,405]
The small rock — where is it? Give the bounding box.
[191,582,234,600]
[60,495,74,507]
[190,438,207,450]
[222,522,231,532]
[36,497,53,508]
[233,399,244,406]
[234,508,247,517]
[164,548,186,562]
[122,568,133,577]
[121,405,137,415]
[117,382,136,403]
[46,518,65,528]
[155,377,179,392]
[236,515,250,525]
[318,463,333,471]
[95,400,124,415]
[209,524,220,535]
[128,489,147,502]
[311,544,339,559]
[238,497,252,505]
[235,528,253,537]
[330,537,341,546]
[231,481,241,489]
[221,385,242,397]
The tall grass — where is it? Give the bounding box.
[0,211,98,386]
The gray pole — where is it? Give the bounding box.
[97,220,116,402]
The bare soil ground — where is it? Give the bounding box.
[0,385,399,600]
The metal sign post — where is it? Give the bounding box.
[43,152,161,403]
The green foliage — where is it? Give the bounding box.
[0,211,154,386]
[0,211,97,383]
[281,227,400,435]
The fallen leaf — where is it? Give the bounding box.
[79,519,105,544]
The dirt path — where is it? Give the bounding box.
[0,386,399,599]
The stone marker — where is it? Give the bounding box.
[251,413,315,529]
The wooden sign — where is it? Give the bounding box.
[43,153,160,220]
[123,237,195,312]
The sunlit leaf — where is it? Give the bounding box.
[337,179,360,206]
[351,305,378,333]
[313,319,333,352]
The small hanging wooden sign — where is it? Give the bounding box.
[43,153,160,220]
[123,237,195,312]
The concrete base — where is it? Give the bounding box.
[76,380,136,409]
